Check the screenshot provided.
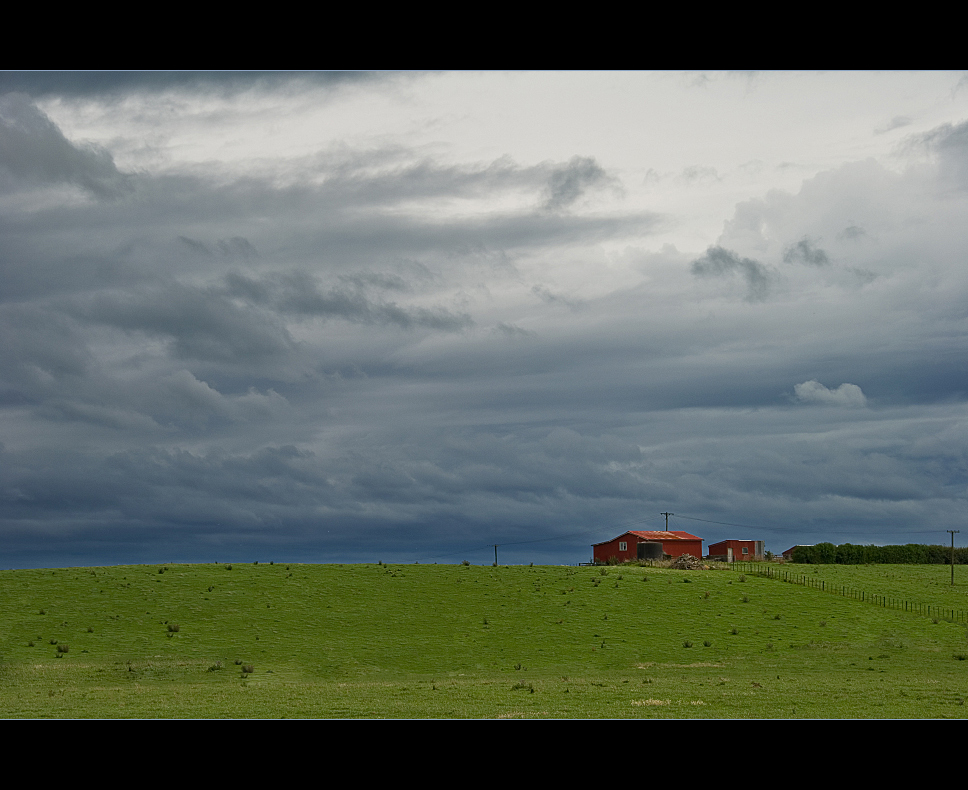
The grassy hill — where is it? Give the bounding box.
[2,561,967,718]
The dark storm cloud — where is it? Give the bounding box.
[0,93,130,198]
[905,118,968,188]
[0,302,91,399]
[223,271,472,332]
[542,155,614,211]
[0,71,384,99]
[282,149,618,218]
[71,281,297,363]
[690,245,777,300]
[782,237,829,266]
[838,225,866,241]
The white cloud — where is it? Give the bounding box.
[794,380,867,407]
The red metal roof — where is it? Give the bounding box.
[592,530,702,546]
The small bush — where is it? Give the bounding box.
[703,640,712,647]
[57,644,69,653]
[683,640,693,648]
[241,664,255,674]
[167,623,180,633]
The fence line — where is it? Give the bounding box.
[729,562,968,624]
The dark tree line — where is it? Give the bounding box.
[791,542,968,564]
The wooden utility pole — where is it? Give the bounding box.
[494,544,499,566]
[661,512,674,530]
[949,531,960,586]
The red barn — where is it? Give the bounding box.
[707,539,764,562]
[592,530,703,564]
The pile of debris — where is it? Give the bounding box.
[669,554,708,570]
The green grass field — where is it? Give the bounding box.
[2,561,967,718]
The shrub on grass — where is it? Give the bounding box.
[167,623,180,633]
[683,640,693,648]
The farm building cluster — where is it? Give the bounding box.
[592,530,765,564]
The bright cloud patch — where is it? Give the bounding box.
[794,380,867,407]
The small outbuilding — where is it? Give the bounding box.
[707,539,764,562]
[592,530,703,564]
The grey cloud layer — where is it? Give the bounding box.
[2,80,968,566]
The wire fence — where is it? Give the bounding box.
[729,561,968,624]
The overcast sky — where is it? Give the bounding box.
[3,71,968,568]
